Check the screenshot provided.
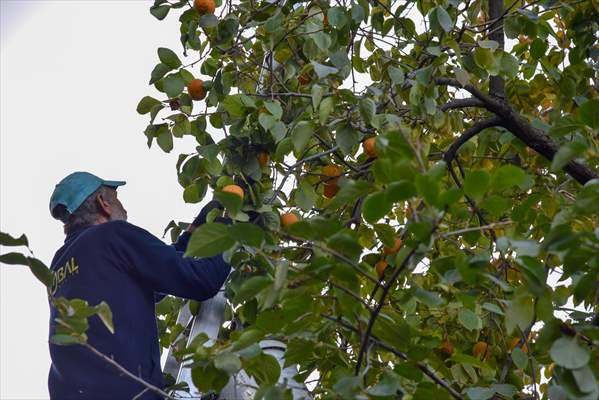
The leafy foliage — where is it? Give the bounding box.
[3,0,599,398]
[137,0,599,398]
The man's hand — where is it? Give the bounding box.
[186,200,224,233]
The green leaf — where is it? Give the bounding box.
[150,4,170,20]
[530,38,548,60]
[578,99,599,129]
[234,276,272,304]
[0,252,29,265]
[311,84,324,110]
[435,7,453,32]
[464,170,491,200]
[359,98,376,124]
[291,120,314,154]
[336,125,360,156]
[214,191,242,216]
[149,63,171,84]
[95,302,114,334]
[572,365,598,394]
[242,353,280,385]
[414,288,444,307]
[415,65,432,85]
[388,66,405,85]
[492,165,528,190]
[478,40,499,50]
[327,7,349,28]
[264,100,283,120]
[229,223,264,247]
[27,257,54,287]
[511,347,528,369]
[311,62,338,79]
[500,52,519,78]
[295,180,317,211]
[550,337,590,369]
[505,295,534,334]
[0,232,28,247]
[319,97,334,125]
[551,141,587,171]
[136,96,162,115]
[367,370,402,396]
[157,47,181,69]
[482,302,504,315]
[199,14,218,28]
[458,308,482,331]
[156,125,173,153]
[162,74,185,98]
[258,113,276,131]
[186,223,235,258]
[328,180,372,210]
[214,352,242,374]
[221,95,246,118]
[229,328,264,352]
[474,47,494,70]
[454,67,471,86]
[362,192,391,223]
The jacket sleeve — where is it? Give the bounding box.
[107,221,231,301]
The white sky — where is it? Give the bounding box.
[0,1,206,398]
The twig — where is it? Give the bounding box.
[83,343,177,400]
[322,314,464,400]
[440,220,512,237]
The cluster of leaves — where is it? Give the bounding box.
[137,0,599,398]
[0,232,114,347]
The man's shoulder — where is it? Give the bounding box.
[88,220,145,239]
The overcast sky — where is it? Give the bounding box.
[0,1,209,397]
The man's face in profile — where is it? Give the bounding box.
[106,188,127,222]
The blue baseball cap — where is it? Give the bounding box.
[50,172,126,219]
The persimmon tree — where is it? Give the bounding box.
[135,0,599,398]
[2,0,599,398]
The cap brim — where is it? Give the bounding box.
[102,180,126,188]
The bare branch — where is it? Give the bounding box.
[83,343,177,400]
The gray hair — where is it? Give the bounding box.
[53,185,117,234]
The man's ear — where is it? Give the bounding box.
[96,193,112,217]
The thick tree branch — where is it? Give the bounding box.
[488,0,505,98]
[440,98,484,111]
[443,117,502,163]
[434,77,598,184]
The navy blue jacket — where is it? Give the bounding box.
[48,220,231,399]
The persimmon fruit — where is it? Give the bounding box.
[222,184,244,200]
[280,212,299,227]
[363,137,377,158]
[187,79,206,101]
[193,0,215,15]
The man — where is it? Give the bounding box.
[47,171,231,399]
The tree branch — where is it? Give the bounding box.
[440,98,484,112]
[443,117,502,163]
[322,314,464,400]
[488,0,505,98]
[83,343,177,400]
[434,78,598,185]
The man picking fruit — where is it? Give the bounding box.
[47,171,231,399]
